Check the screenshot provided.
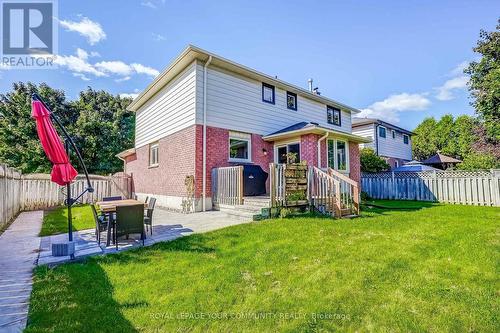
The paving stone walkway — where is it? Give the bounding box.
[0,211,43,333]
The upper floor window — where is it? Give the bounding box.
[379,126,386,138]
[286,91,297,110]
[149,142,159,167]
[392,130,396,139]
[262,83,275,104]
[327,106,341,126]
[403,134,409,144]
[229,131,252,162]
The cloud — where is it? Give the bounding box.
[152,33,166,41]
[54,48,159,81]
[130,63,159,77]
[59,17,106,45]
[119,92,139,99]
[357,93,431,123]
[449,61,469,76]
[141,0,165,9]
[435,76,469,101]
[73,73,91,81]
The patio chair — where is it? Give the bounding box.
[103,196,122,202]
[91,204,108,245]
[144,196,149,204]
[114,204,146,250]
[144,197,156,235]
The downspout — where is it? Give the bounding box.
[317,131,329,168]
[202,56,213,212]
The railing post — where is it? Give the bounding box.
[238,166,244,205]
[269,163,275,207]
[335,180,342,217]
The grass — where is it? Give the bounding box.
[27,201,499,332]
[40,205,95,237]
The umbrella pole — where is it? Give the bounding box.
[65,140,74,259]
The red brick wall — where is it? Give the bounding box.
[125,125,197,197]
[300,134,319,166]
[349,142,361,186]
[195,125,274,197]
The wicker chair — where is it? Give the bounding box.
[103,196,122,202]
[114,204,145,250]
[91,204,108,245]
[144,197,156,235]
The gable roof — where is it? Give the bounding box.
[263,122,371,143]
[352,118,415,136]
[422,152,462,164]
[128,45,363,114]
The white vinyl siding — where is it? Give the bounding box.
[352,123,375,150]
[378,129,412,160]
[196,64,352,135]
[135,61,197,148]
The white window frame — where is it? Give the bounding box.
[149,142,159,167]
[228,134,252,163]
[326,138,349,173]
[274,141,301,164]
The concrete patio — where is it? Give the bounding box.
[37,208,252,266]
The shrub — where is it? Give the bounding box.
[360,148,390,173]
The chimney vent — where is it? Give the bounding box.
[313,87,321,95]
[308,78,313,92]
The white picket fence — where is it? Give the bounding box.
[361,170,500,206]
[0,164,131,227]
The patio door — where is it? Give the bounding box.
[276,143,300,164]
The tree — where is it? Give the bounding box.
[0,82,134,175]
[360,148,390,173]
[71,88,134,174]
[412,117,439,160]
[0,82,76,173]
[465,20,500,142]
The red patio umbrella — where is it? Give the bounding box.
[31,94,93,256]
[31,99,78,185]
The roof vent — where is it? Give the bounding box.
[313,87,321,95]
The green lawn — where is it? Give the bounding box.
[40,205,95,237]
[27,201,499,332]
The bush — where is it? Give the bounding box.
[360,148,390,173]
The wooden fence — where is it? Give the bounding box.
[361,170,500,206]
[0,164,132,227]
[211,166,243,206]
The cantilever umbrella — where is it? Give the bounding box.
[31,94,93,253]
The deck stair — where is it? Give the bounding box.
[214,196,269,220]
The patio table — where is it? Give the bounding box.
[95,199,148,246]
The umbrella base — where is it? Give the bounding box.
[51,241,75,257]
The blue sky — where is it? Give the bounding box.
[1,0,498,131]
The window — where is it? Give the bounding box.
[395,160,399,168]
[276,143,300,164]
[379,126,386,138]
[229,132,251,162]
[327,106,341,126]
[403,134,409,144]
[286,91,297,110]
[327,139,349,171]
[392,130,396,139]
[149,142,159,167]
[336,140,347,171]
[262,83,275,104]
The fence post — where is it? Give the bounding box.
[492,169,500,207]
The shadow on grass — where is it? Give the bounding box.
[26,263,139,333]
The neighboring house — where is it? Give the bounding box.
[117,45,370,212]
[422,152,462,170]
[352,118,414,169]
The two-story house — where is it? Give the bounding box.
[352,118,414,169]
[118,45,370,212]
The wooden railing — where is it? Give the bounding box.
[308,167,341,217]
[327,168,360,215]
[269,163,286,207]
[211,166,243,206]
